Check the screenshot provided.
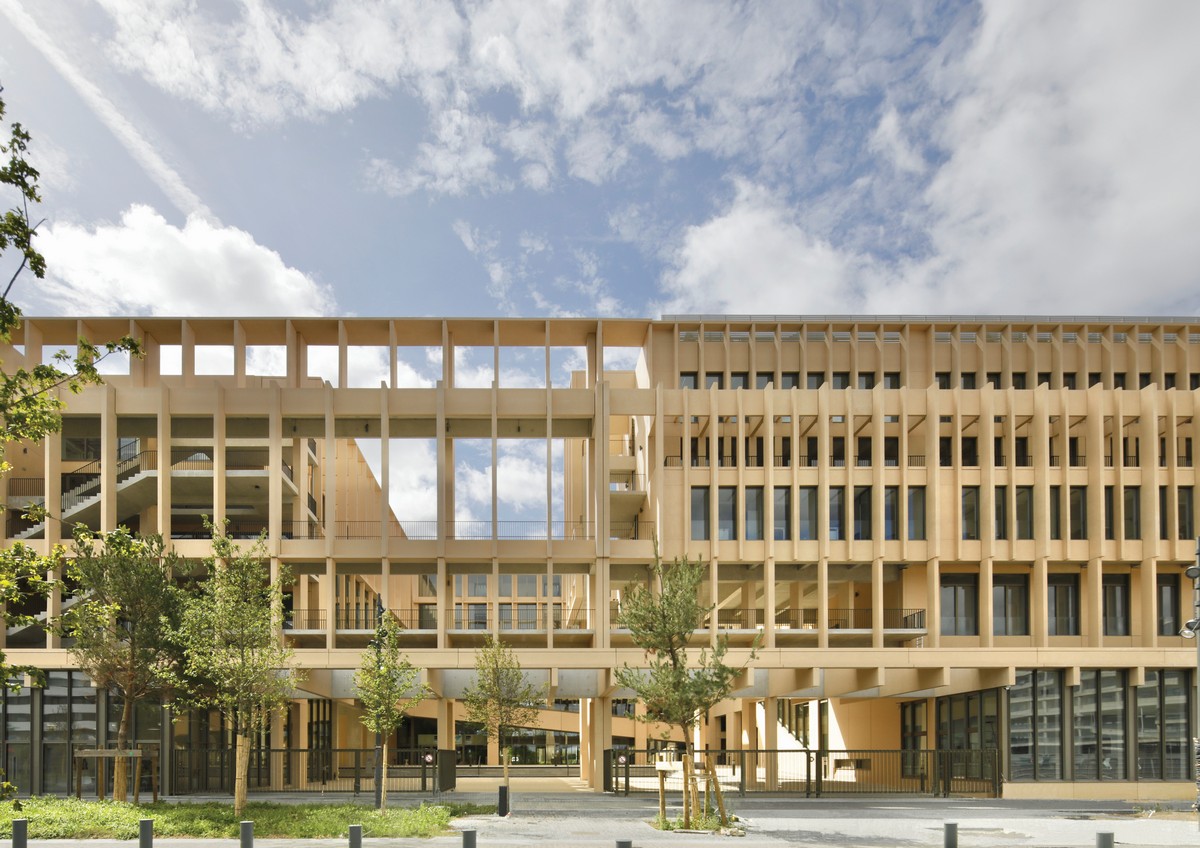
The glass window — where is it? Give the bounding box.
[986,372,1001,388]
[1074,670,1126,780]
[883,372,901,389]
[467,575,488,597]
[499,574,513,598]
[730,372,748,390]
[756,372,773,389]
[1124,486,1140,539]
[907,487,926,540]
[853,486,872,540]
[705,372,723,389]
[744,486,764,541]
[1069,486,1087,540]
[1012,372,1027,389]
[831,372,850,389]
[773,487,791,541]
[690,487,710,540]
[1179,486,1194,539]
[1113,372,1126,389]
[940,574,978,635]
[798,487,817,540]
[517,574,537,596]
[1015,486,1034,539]
[939,436,953,467]
[1049,485,1062,539]
[679,372,697,389]
[961,436,978,466]
[1104,485,1115,540]
[961,372,976,390]
[1048,573,1079,636]
[962,486,980,540]
[883,486,899,540]
[1102,573,1130,636]
[1156,574,1180,636]
[857,372,875,390]
[935,372,951,389]
[829,487,845,541]
[994,485,1008,540]
[717,487,736,541]
[1009,669,1063,780]
[418,573,437,597]
[993,574,1028,635]
[806,372,824,389]
[781,372,800,390]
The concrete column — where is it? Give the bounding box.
[763,697,778,790]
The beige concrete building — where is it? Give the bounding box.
[0,315,1196,799]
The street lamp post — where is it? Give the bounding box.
[1180,544,1200,830]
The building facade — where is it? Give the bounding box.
[0,315,1196,800]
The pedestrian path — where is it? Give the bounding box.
[11,792,1198,847]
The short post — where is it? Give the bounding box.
[462,829,477,848]
[944,821,958,848]
[240,820,254,848]
[348,823,363,848]
[139,818,153,848]
[11,818,27,848]
[616,841,633,848]
[623,754,630,797]
[1096,833,1114,848]
[498,784,509,816]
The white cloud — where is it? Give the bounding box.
[660,2,1200,318]
[85,1,855,195]
[31,204,335,316]
[95,0,465,128]
[910,0,1200,314]
[659,180,874,315]
[869,106,924,175]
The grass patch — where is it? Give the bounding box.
[0,797,494,839]
[652,810,729,832]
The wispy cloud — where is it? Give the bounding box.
[2,1,213,220]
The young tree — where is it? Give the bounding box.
[176,525,298,816]
[57,526,182,803]
[462,636,546,787]
[614,553,757,828]
[354,609,430,810]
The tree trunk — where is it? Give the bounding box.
[681,745,691,829]
[113,695,135,803]
[379,739,389,812]
[234,730,250,818]
[502,744,510,787]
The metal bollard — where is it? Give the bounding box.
[498,784,509,816]
[462,829,477,848]
[944,821,958,848]
[1097,833,1114,848]
[139,818,154,848]
[617,840,633,848]
[348,823,362,848]
[12,818,27,848]
[240,820,254,848]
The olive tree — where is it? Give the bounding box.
[462,636,546,787]
[614,553,757,828]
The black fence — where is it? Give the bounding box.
[605,748,1000,798]
[172,747,440,795]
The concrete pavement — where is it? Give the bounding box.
[12,778,1199,847]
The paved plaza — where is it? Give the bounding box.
[11,778,1199,848]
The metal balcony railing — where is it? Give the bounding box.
[610,519,654,541]
[907,455,925,467]
[285,609,326,630]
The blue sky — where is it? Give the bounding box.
[2,1,1199,324]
